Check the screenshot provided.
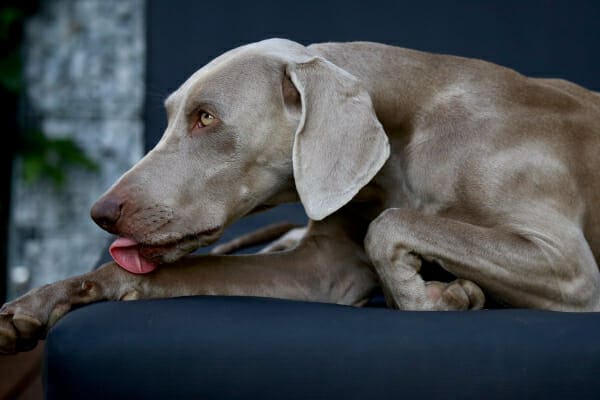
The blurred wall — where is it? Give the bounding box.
[8,0,145,298]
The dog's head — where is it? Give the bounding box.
[91,39,389,267]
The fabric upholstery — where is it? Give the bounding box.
[45,296,600,399]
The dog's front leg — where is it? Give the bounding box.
[365,208,600,311]
[0,237,377,354]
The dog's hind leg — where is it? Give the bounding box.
[210,222,302,255]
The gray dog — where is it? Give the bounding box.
[2,39,599,354]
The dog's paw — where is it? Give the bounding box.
[0,279,101,354]
[0,290,49,354]
[426,279,485,310]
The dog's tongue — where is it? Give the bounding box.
[109,238,158,274]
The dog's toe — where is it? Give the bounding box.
[441,281,471,310]
[0,314,18,354]
[439,279,485,310]
[427,279,485,311]
[456,279,485,310]
[12,313,43,340]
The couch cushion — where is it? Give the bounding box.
[45,296,600,399]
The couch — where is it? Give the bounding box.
[44,295,600,399]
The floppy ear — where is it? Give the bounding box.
[287,57,390,221]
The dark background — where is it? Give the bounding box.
[144,0,599,252]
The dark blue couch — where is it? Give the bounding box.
[45,296,600,399]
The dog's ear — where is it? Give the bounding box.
[286,57,390,221]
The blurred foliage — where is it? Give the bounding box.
[20,130,99,187]
[0,49,20,93]
[1,1,98,188]
[0,6,23,93]
[0,4,26,93]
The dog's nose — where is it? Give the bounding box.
[90,195,123,234]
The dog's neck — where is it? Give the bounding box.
[260,44,458,220]
[308,43,457,214]
[309,42,451,137]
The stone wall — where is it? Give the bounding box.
[8,0,146,297]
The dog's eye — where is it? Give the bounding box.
[197,111,216,128]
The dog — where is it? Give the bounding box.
[1,38,599,354]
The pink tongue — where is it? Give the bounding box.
[109,238,158,274]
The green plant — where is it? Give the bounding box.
[19,130,98,187]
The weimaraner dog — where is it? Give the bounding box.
[2,38,600,353]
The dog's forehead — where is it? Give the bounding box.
[200,38,307,74]
[165,39,307,108]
